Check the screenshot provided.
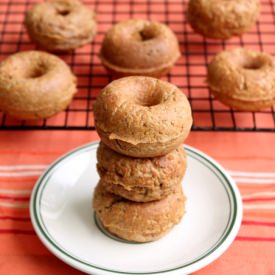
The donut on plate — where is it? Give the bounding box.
[99,19,180,77]
[0,51,77,120]
[25,0,97,51]
[207,48,275,111]
[97,142,187,202]
[93,76,192,158]
[93,181,185,243]
[187,0,260,39]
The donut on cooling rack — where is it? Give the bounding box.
[187,0,260,39]
[0,51,77,120]
[99,19,181,77]
[93,76,192,158]
[207,48,275,111]
[97,142,187,202]
[93,181,185,243]
[25,0,97,51]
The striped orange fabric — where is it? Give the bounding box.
[0,131,274,274]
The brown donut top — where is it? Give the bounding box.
[207,48,275,101]
[188,0,260,39]
[100,19,180,71]
[93,76,192,145]
[0,51,76,108]
[97,142,186,189]
[25,0,96,50]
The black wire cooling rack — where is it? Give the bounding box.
[0,0,274,131]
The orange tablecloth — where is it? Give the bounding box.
[0,131,274,274]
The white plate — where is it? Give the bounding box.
[30,142,242,275]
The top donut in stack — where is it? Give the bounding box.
[93,76,192,158]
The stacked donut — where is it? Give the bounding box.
[92,76,192,242]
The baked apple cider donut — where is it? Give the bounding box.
[93,181,185,243]
[207,48,275,111]
[99,19,180,77]
[25,0,97,51]
[93,76,192,158]
[97,142,187,202]
[187,0,260,39]
[0,51,77,120]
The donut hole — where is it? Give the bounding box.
[56,6,71,16]
[133,87,163,107]
[242,57,264,70]
[137,96,162,107]
[136,25,157,42]
[21,64,48,79]
[58,10,70,16]
[139,29,155,41]
[25,68,46,79]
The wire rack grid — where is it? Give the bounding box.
[0,0,274,131]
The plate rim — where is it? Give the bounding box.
[30,141,243,275]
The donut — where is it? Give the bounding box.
[25,0,97,51]
[93,76,192,158]
[0,51,77,120]
[97,142,187,202]
[93,181,185,242]
[187,0,260,39]
[207,48,275,111]
[99,19,180,77]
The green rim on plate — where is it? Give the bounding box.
[30,142,240,275]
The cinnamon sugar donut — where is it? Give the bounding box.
[93,76,192,158]
[99,19,180,77]
[207,48,275,111]
[25,0,97,51]
[187,0,260,39]
[93,181,185,242]
[97,142,187,202]
[0,51,77,120]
